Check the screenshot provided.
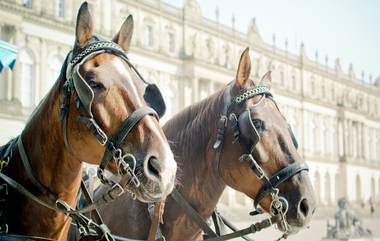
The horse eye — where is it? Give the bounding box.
[88,80,104,90]
[252,119,265,131]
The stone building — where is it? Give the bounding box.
[0,0,379,207]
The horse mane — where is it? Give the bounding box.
[163,86,226,167]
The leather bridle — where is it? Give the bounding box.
[0,39,166,240]
[61,40,160,193]
[212,83,309,237]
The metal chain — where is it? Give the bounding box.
[234,86,271,104]
[70,41,124,67]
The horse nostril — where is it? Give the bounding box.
[147,156,161,178]
[299,198,310,217]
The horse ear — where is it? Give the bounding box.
[235,47,251,88]
[113,15,134,52]
[260,71,272,88]
[75,2,94,48]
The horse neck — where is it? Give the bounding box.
[14,79,82,206]
[164,89,227,216]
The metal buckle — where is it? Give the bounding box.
[0,158,9,172]
[126,165,141,188]
[111,182,125,197]
[254,162,265,179]
[95,126,108,146]
[0,224,8,234]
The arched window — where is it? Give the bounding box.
[356,175,361,203]
[46,55,63,94]
[167,32,175,53]
[279,67,285,86]
[324,172,331,204]
[19,49,35,107]
[371,177,376,200]
[308,121,316,152]
[55,0,65,17]
[144,24,154,48]
[332,128,337,155]
[310,76,316,96]
[292,73,297,91]
[314,171,321,204]
[335,172,340,201]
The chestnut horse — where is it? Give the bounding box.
[0,3,176,241]
[97,48,316,240]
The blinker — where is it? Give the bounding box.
[238,109,261,147]
[144,84,166,118]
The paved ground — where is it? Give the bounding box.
[217,205,380,241]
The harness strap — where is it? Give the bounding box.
[147,202,165,241]
[0,171,125,215]
[17,136,57,201]
[0,234,55,241]
[213,85,231,176]
[98,106,157,175]
[80,181,104,225]
[254,162,309,207]
[211,211,253,241]
[204,215,278,241]
[170,189,217,237]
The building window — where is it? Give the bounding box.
[168,32,175,53]
[145,25,154,48]
[332,129,337,155]
[311,77,316,96]
[55,0,65,17]
[46,55,63,94]
[291,74,296,90]
[279,68,284,86]
[19,50,34,107]
[22,0,32,8]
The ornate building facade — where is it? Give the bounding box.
[0,0,380,207]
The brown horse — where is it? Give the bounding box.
[97,48,316,240]
[0,3,176,241]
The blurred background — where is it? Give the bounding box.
[0,0,379,240]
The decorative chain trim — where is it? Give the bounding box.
[234,86,271,104]
[70,41,124,67]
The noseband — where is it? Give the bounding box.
[61,40,166,193]
[213,83,309,235]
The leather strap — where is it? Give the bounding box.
[147,202,165,241]
[80,181,104,225]
[0,172,125,215]
[254,162,309,206]
[0,234,55,241]
[17,136,57,201]
[170,189,217,237]
[99,106,157,173]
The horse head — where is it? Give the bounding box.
[217,48,316,235]
[63,2,176,203]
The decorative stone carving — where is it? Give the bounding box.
[325,198,372,240]
[184,0,201,20]
[206,37,215,63]
[247,17,262,43]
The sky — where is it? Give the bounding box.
[163,0,379,84]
